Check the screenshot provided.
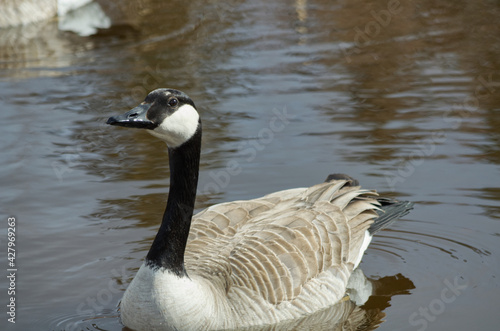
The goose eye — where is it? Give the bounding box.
[168,98,178,107]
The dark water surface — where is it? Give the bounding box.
[1,0,499,330]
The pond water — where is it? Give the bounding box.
[0,0,499,330]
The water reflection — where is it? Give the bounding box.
[236,298,385,331]
[43,270,414,331]
[0,22,70,77]
[1,0,500,330]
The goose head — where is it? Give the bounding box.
[106,88,200,148]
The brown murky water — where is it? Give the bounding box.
[1,0,499,330]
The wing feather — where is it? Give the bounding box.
[184,180,380,309]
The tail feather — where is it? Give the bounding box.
[369,198,414,235]
[324,173,414,234]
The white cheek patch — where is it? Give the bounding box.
[149,104,200,147]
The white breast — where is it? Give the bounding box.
[120,264,234,331]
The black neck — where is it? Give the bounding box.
[145,124,201,276]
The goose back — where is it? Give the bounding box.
[183,179,380,326]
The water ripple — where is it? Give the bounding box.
[44,310,121,331]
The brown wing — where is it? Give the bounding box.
[184,180,379,304]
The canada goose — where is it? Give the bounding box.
[106,88,413,331]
